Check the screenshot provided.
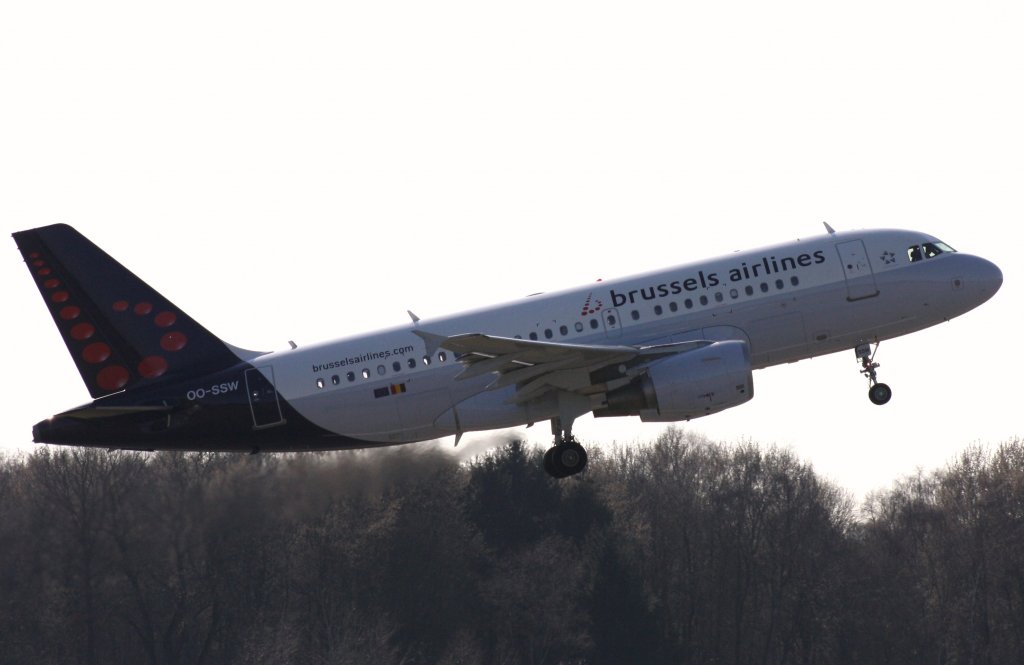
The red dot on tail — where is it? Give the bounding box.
[154,311,177,328]
[97,366,131,392]
[37,268,52,276]
[29,252,40,259]
[113,300,129,312]
[138,356,168,378]
[60,306,81,320]
[32,260,45,268]
[160,331,188,352]
[51,291,70,303]
[70,323,95,341]
[44,279,60,289]
[83,342,111,364]
[134,302,153,316]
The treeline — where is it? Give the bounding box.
[1,430,1023,665]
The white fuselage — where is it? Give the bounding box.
[249,228,1001,445]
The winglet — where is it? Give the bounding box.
[823,221,836,235]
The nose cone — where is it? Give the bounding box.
[972,256,1003,304]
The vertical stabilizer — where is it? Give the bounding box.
[13,224,250,398]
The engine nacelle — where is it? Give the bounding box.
[595,340,754,422]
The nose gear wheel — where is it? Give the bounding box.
[856,342,892,405]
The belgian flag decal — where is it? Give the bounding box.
[374,383,407,399]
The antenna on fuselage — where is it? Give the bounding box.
[823,221,836,235]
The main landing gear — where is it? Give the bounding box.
[856,342,892,406]
[544,417,589,479]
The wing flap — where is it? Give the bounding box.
[421,332,715,405]
[441,333,638,365]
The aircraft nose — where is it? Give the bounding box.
[967,256,1002,303]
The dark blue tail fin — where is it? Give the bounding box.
[13,224,253,398]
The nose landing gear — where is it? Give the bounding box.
[544,417,589,478]
[856,342,892,405]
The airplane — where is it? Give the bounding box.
[13,223,1002,478]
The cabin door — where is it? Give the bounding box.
[836,240,879,301]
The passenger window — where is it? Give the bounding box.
[669,302,678,312]
[699,295,708,306]
[347,371,356,382]
[560,325,568,336]
[408,358,416,369]
[607,315,617,325]
[791,276,800,286]
[760,283,769,293]
[331,375,340,385]
[529,332,538,340]
[377,365,386,376]
[631,310,640,321]
[730,289,739,300]
[544,329,553,339]
[575,322,584,332]
[362,368,371,379]
[392,361,401,372]
[776,279,784,290]
[514,334,522,339]
[422,355,431,366]
[685,299,693,309]
[655,305,663,315]
[589,319,599,330]
[714,292,724,303]
[316,378,325,389]
[745,285,754,296]
[438,352,447,363]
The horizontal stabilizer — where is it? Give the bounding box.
[58,404,176,420]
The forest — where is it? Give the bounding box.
[1,428,1023,665]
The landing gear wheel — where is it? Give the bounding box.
[545,415,589,478]
[543,440,588,478]
[556,441,588,475]
[856,342,893,406]
[543,447,560,478]
[868,382,892,406]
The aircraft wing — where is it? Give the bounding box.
[415,331,710,404]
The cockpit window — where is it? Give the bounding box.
[908,241,956,263]
[927,241,955,256]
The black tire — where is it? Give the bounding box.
[556,441,588,476]
[869,383,892,406]
[543,441,589,478]
[543,447,563,478]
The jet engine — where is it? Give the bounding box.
[595,340,754,422]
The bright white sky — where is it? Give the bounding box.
[2,1,1021,500]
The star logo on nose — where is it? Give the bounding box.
[880,251,897,265]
